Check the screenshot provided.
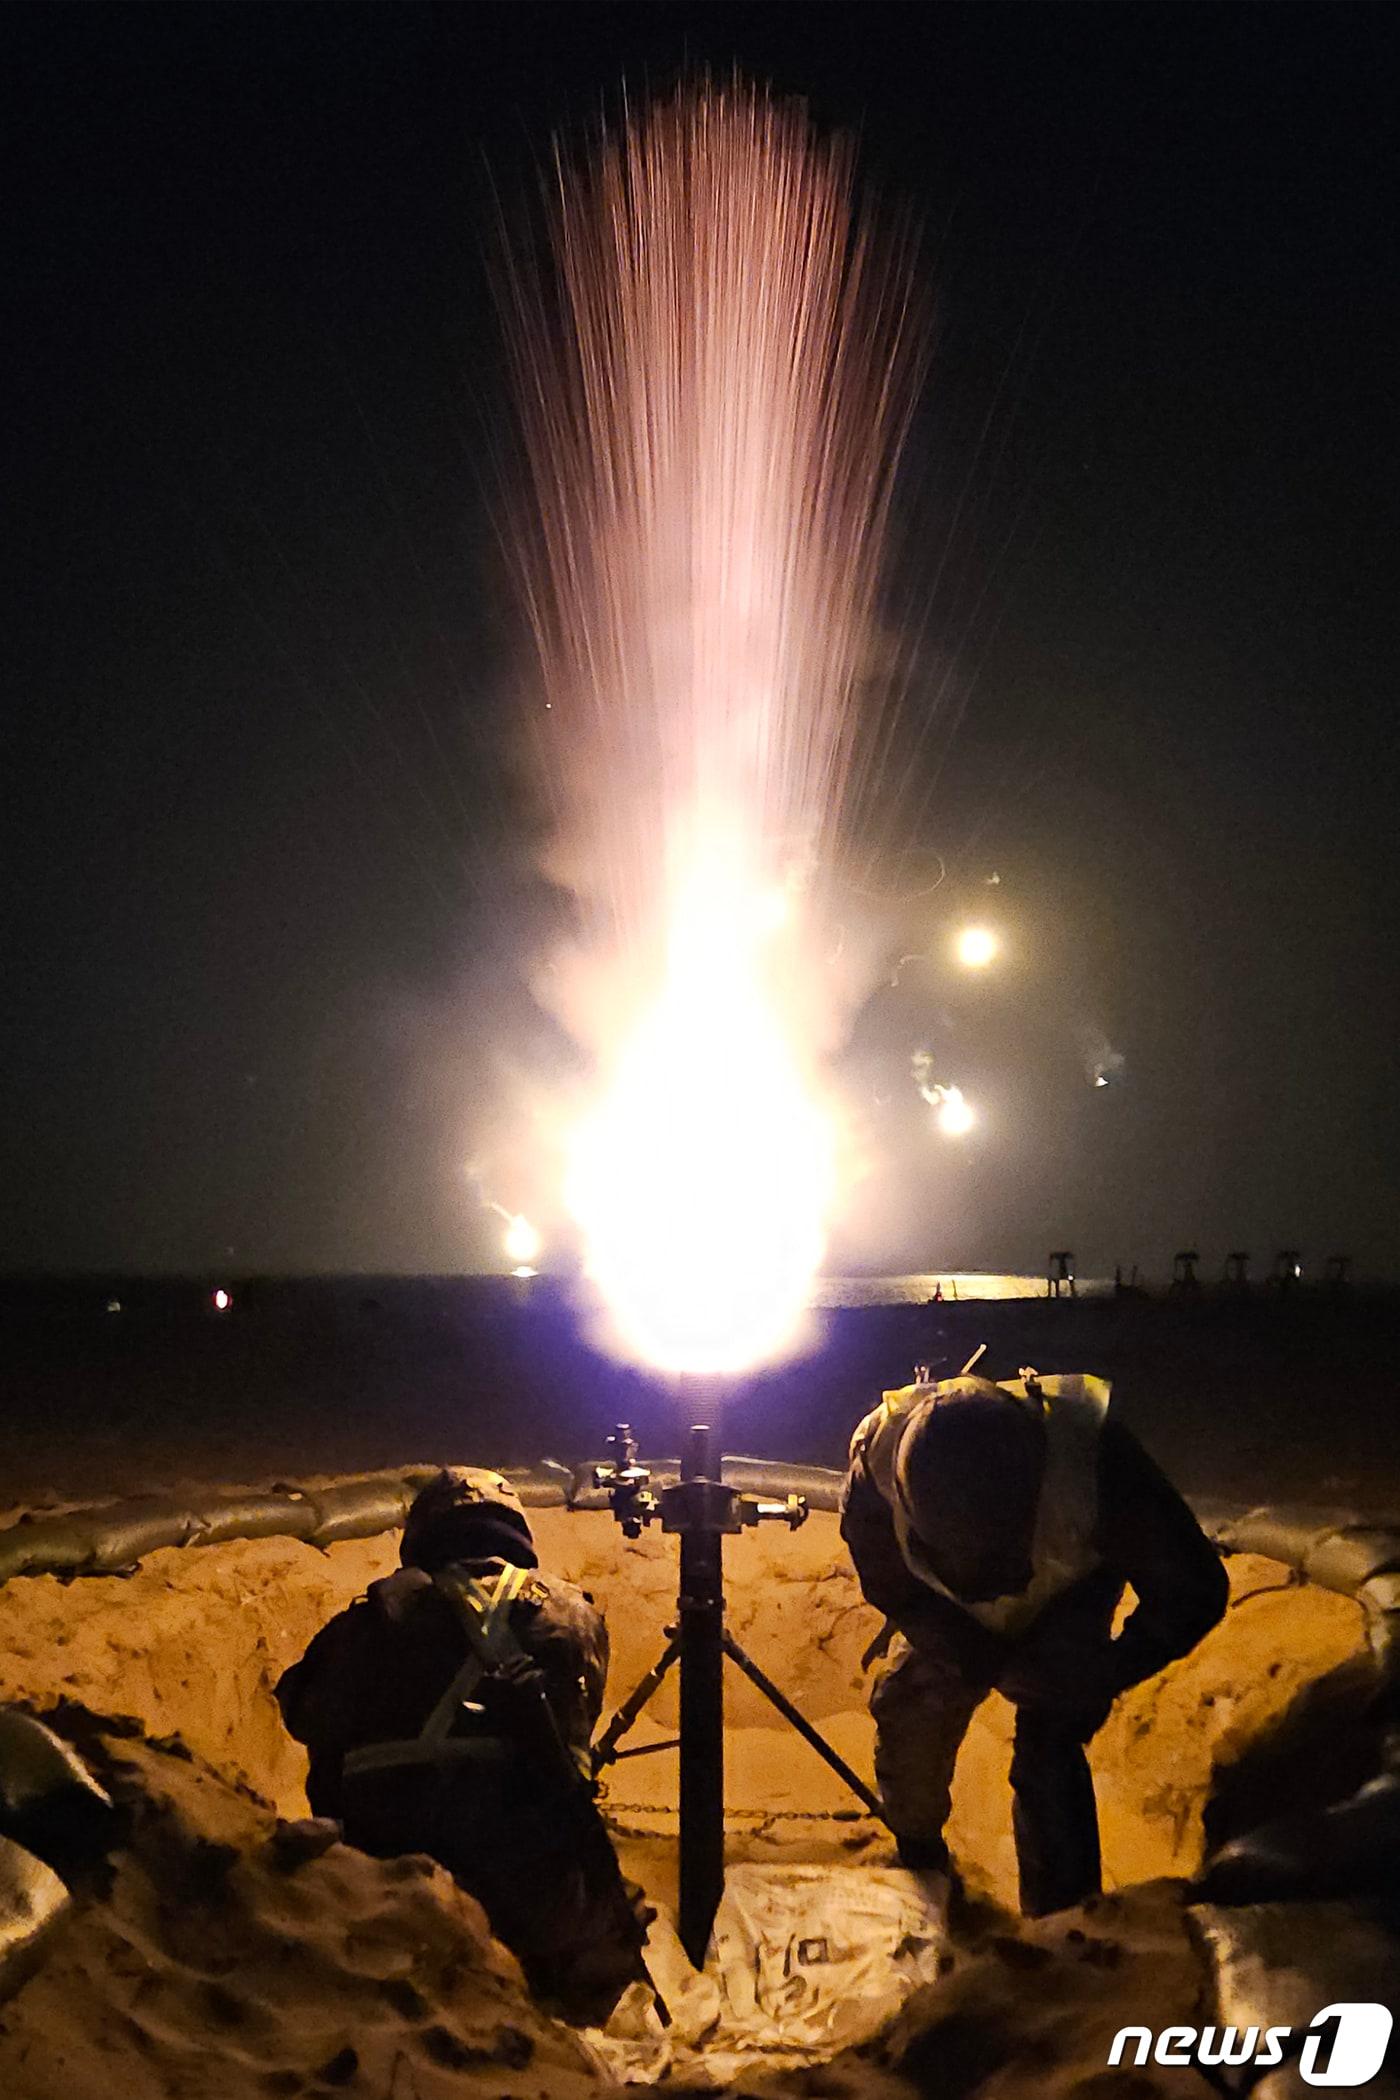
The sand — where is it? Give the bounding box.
[0,1720,601,2100]
[0,1505,1380,2097]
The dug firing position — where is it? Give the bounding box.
[276,1468,650,2024]
[842,1373,1228,1916]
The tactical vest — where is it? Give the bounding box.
[341,1560,539,1785]
[852,1374,1110,1638]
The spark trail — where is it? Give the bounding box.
[503,84,920,1373]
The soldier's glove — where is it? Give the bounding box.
[477,1651,548,1717]
[475,1654,578,1781]
[621,1876,657,1944]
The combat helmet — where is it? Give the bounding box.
[399,1467,537,1574]
[893,1376,1047,1603]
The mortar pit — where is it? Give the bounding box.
[0,1506,1373,1916]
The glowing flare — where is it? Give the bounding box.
[934,1086,975,1139]
[503,1213,542,1267]
[913,1053,976,1138]
[955,925,999,970]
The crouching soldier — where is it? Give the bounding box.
[275,1468,651,2024]
[841,1373,1228,1917]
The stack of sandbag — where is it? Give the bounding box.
[0,1707,121,2004]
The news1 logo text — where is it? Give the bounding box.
[1109,2004,1393,2087]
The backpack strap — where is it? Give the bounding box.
[417,1562,532,1746]
[340,1563,535,1789]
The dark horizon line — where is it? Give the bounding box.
[0,1265,1385,1291]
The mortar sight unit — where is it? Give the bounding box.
[592,1422,807,1538]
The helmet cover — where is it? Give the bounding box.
[399,1467,537,1573]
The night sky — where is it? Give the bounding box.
[4,2,1398,1281]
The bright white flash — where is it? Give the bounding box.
[503,1214,542,1267]
[506,89,919,1379]
[934,1085,975,1138]
[955,924,999,970]
[566,856,834,1376]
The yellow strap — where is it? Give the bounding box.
[450,1561,528,1664]
[418,1562,533,1744]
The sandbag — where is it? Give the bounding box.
[589,1864,950,2085]
[720,1460,842,1513]
[1357,1576,1400,1727]
[1362,1572,1400,1620]
[300,1480,420,1544]
[66,1506,207,1571]
[1193,1499,1256,1543]
[192,1493,320,1545]
[0,1517,105,1583]
[1192,1900,1399,2094]
[504,1466,572,1509]
[1199,1773,1400,1905]
[0,1470,450,1584]
[709,1862,947,2051]
[1303,1527,1400,1595]
[1213,1507,1357,1570]
[565,1456,843,1515]
[0,1709,118,1880]
[0,1834,69,2007]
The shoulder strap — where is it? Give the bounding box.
[857,1385,930,1501]
[417,1563,531,1746]
[366,1566,433,1624]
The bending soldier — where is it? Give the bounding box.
[276,1468,650,2024]
[841,1373,1228,1917]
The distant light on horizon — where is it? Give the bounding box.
[955,924,999,970]
[212,1287,232,1312]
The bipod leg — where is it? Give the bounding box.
[721,1629,889,1825]
[592,1632,682,1773]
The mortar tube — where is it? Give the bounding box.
[677,1424,726,1968]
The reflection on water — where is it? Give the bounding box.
[0,1270,1117,1326]
[812,1273,1115,1307]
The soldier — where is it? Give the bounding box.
[275,1468,650,2024]
[841,1373,1228,1916]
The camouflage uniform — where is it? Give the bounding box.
[842,1376,1228,1914]
[276,1480,645,2023]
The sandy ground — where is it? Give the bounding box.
[0,1504,1382,2098]
[0,1720,602,2100]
